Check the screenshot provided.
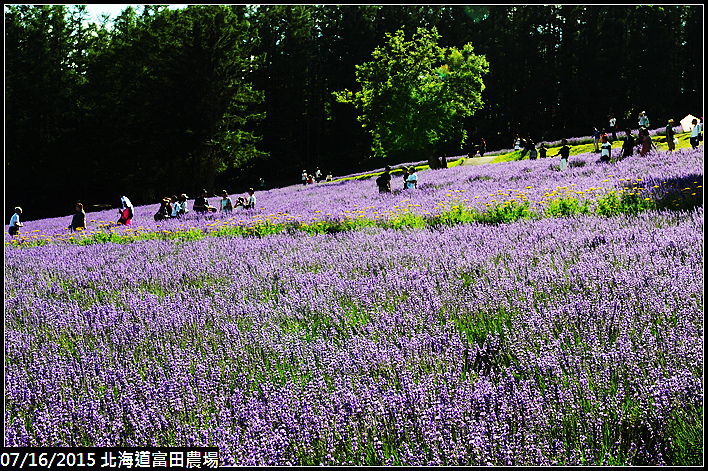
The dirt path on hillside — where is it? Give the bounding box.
[459,155,497,166]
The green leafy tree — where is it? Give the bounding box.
[334,26,488,168]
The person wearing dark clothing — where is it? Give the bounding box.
[553,139,570,169]
[621,128,635,159]
[194,189,216,213]
[520,137,535,159]
[154,197,172,221]
[479,138,487,157]
[401,167,409,190]
[666,119,676,152]
[376,166,392,193]
[68,203,86,231]
[592,128,601,152]
[538,143,547,159]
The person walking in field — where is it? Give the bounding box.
[666,118,676,152]
[690,118,702,149]
[538,142,547,159]
[553,139,570,169]
[638,111,650,129]
[513,134,521,151]
[640,129,657,157]
[600,134,612,162]
[68,203,86,231]
[608,113,617,141]
[8,207,23,236]
[592,127,601,153]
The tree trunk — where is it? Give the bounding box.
[206,144,215,196]
[427,147,441,169]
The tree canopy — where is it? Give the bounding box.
[335,27,488,168]
[4,5,703,220]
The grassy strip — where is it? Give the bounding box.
[332,157,465,183]
[492,131,694,164]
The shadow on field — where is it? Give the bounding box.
[637,173,703,211]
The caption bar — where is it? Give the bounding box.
[0,448,219,469]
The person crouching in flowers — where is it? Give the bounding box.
[8,207,23,236]
[68,203,86,231]
[621,128,635,160]
[117,196,134,225]
[220,190,233,214]
[405,166,418,189]
[172,194,189,217]
[244,188,256,209]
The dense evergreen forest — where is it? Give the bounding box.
[5,5,703,220]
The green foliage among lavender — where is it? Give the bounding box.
[4,143,703,466]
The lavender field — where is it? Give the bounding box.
[4,145,704,465]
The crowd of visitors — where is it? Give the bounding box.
[6,113,704,236]
[301,168,333,185]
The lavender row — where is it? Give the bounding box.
[5,206,703,465]
[5,145,702,246]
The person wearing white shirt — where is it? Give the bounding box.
[9,207,23,236]
[690,118,702,149]
[608,113,617,141]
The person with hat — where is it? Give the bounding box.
[666,118,676,152]
[9,206,23,236]
[193,189,216,213]
[638,111,650,129]
[154,197,173,221]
